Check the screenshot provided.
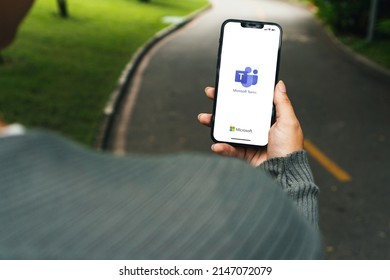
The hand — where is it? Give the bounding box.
[197,80,304,167]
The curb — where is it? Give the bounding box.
[95,3,212,150]
[323,27,390,78]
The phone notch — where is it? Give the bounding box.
[240,22,264,29]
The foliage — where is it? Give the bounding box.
[310,0,389,37]
[377,19,390,37]
[307,0,390,69]
[312,0,370,35]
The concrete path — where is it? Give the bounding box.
[108,0,390,259]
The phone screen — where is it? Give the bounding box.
[212,20,282,147]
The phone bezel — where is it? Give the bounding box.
[211,19,283,148]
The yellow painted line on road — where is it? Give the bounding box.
[304,139,352,182]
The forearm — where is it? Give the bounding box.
[259,150,319,228]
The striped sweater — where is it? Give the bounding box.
[0,131,321,259]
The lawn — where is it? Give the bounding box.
[0,0,209,146]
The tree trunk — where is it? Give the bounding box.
[366,0,378,42]
[57,0,68,18]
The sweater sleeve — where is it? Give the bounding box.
[259,150,319,228]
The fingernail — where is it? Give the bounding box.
[277,80,286,93]
[197,113,202,120]
[204,87,210,93]
[211,144,215,151]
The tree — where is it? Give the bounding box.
[57,0,68,18]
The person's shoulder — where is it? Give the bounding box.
[0,129,110,174]
[0,129,74,145]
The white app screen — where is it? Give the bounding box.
[213,21,281,146]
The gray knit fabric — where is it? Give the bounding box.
[0,131,322,259]
[259,151,319,227]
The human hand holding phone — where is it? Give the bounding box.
[198,81,304,167]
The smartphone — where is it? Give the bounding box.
[211,19,282,147]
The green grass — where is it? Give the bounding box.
[339,36,390,70]
[0,0,208,146]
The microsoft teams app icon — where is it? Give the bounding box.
[235,67,258,88]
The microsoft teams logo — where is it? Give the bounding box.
[235,67,258,88]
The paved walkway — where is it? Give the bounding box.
[108,0,390,259]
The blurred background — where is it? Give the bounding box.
[0,0,389,259]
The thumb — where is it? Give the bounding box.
[273,80,297,122]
